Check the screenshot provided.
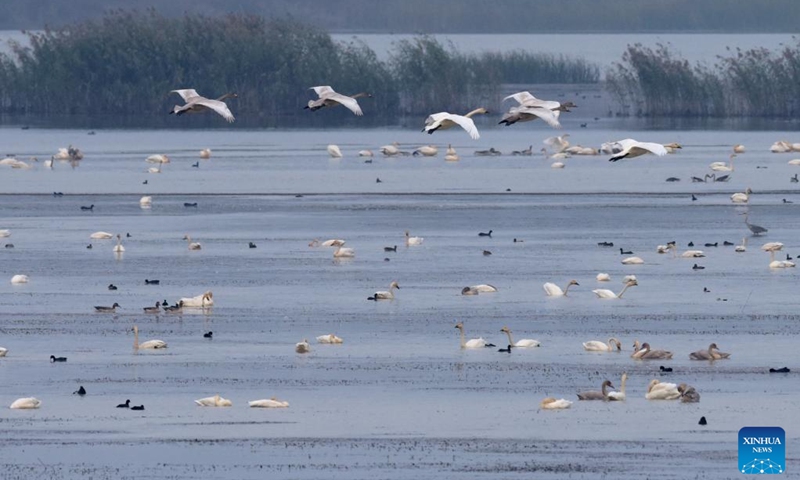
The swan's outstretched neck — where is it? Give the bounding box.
[617,283,632,298]
[619,374,627,394]
[133,325,139,350]
[563,282,573,296]
[503,330,514,346]
[458,326,466,349]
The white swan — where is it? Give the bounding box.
[445,144,459,161]
[423,112,481,140]
[596,273,611,282]
[621,256,644,265]
[180,291,213,307]
[333,245,355,258]
[295,339,310,353]
[500,326,540,347]
[771,141,792,153]
[462,284,498,295]
[543,279,579,297]
[0,229,10,237]
[368,281,399,300]
[551,161,565,169]
[380,142,401,156]
[10,397,41,409]
[145,154,170,164]
[731,187,752,203]
[316,334,343,344]
[249,397,290,408]
[320,239,346,247]
[608,139,668,162]
[788,159,800,165]
[607,372,628,401]
[90,231,113,239]
[592,279,638,299]
[582,338,621,352]
[539,397,572,409]
[622,275,637,283]
[113,234,125,253]
[405,231,423,246]
[632,342,673,359]
[645,379,680,400]
[680,250,705,258]
[10,274,29,284]
[194,394,232,407]
[735,237,747,252]
[455,322,489,348]
[132,325,167,350]
[184,234,202,250]
[306,86,370,116]
[770,259,796,268]
[200,149,211,159]
[358,150,373,157]
[414,145,438,157]
[709,154,735,172]
[327,144,343,158]
[139,196,152,207]
[0,347,7,357]
[170,89,235,122]
[733,144,746,153]
[499,105,562,129]
[147,163,162,174]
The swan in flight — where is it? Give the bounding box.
[582,338,621,352]
[731,187,752,203]
[500,326,540,347]
[180,291,213,307]
[608,139,668,162]
[498,106,562,128]
[249,397,290,408]
[689,342,731,360]
[132,325,167,350]
[592,279,638,299]
[596,273,611,282]
[645,379,680,400]
[577,380,615,400]
[542,279,579,297]
[10,274,29,284]
[113,234,125,253]
[607,373,628,401]
[455,322,492,349]
[10,397,41,409]
[194,394,233,407]
[327,144,343,158]
[539,397,572,409]
[170,89,235,122]
[632,342,673,359]
[368,281,399,300]
[333,245,355,258]
[306,86,371,116]
[90,231,113,239]
[678,384,701,403]
[543,134,570,153]
[184,235,202,250]
[423,112,481,140]
[405,231,423,246]
[295,339,310,353]
[316,334,343,344]
[709,154,735,172]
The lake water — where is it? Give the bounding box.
[1,124,799,478]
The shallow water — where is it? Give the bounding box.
[1,126,799,479]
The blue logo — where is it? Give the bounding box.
[739,427,785,474]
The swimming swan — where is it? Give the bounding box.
[621,256,644,264]
[316,334,343,344]
[633,342,673,359]
[200,149,211,159]
[295,339,310,353]
[455,322,491,349]
[113,234,125,253]
[368,281,399,300]
[592,279,638,299]
[543,279,579,297]
[540,397,572,409]
[645,379,680,400]
[709,154,735,172]
[582,338,621,352]
[462,284,498,295]
[689,342,731,360]
[170,89,235,123]
[596,273,611,282]
[249,397,290,408]
[608,139,668,162]
[194,394,232,407]
[132,325,167,350]
[306,86,371,116]
[577,380,615,400]
[327,144,343,158]
[0,347,7,357]
[423,111,481,140]
[10,274,29,284]
[405,231,423,246]
[731,187,752,204]
[333,245,355,258]
[180,291,213,307]
[139,196,152,207]
[90,231,114,239]
[184,235,202,250]
[607,372,628,401]
[678,383,701,403]
[10,397,41,409]
[145,154,169,164]
[500,326,540,347]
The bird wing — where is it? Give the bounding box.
[189,98,235,123]
[517,107,562,128]
[631,141,669,156]
[609,139,667,162]
[503,91,536,105]
[310,86,335,98]
[441,114,480,139]
[424,112,449,127]
[171,89,201,102]
[323,92,364,116]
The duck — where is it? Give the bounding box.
[478,230,493,237]
[94,303,121,313]
[170,89,236,122]
[203,331,213,338]
[769,367,791,373]
[645,379,680,400]
[327,144,343,158]
[607,373,628,401]
[592,279,638,299]
[108,284,118,290]
[295,339,311,353]
[454,322,494,349]
[73,386,87,396]
[333,245,355,258]
[368,281,400,300]
[608,138,669,162]
[692,264,705,270]
[10,397,41,409]
[80,204,94,211]
[10,274,29,284]
[50,355,67,362]
[194,394,233,407]
[582,338,621,352]
[678,383,700,403]
[143,302,161,314]
[144,279,160,285]
[249,242,257,248]
[659,366,673,373]
[113,234,125,253]
[384,245,397,252]
[316,334,343,344]
[249,397,290,408]
[405,231,424,246]
[497,344,513,353]
[179,291,213,307]
[183,234,202,250]
[474,147,502,156]
[511,145,533,156]
[577,380,615,400]
[539,397,573,409]
[689,342,731,360]
[116,399,131,408]
[306,86,371,116]
[130,405,145,411]
[500,326,540,347]
[132,325,167,350]
[90,231,114,239]
[542,279,579,297]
